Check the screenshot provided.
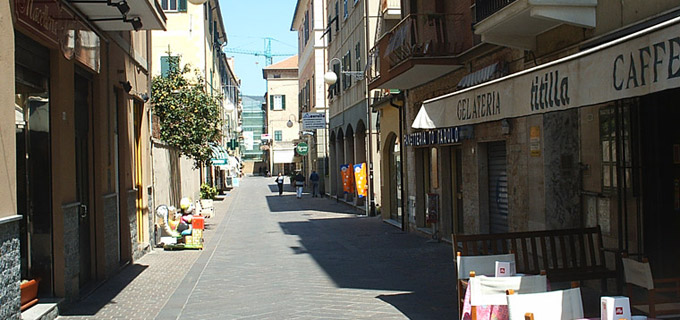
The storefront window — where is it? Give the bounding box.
[600,104,632,193]
[15,32,53,294]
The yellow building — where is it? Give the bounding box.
[263,56,301,176]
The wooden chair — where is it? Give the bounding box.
[622,256,680,318]
[506,287,583,320]
[455,251,516,318]
[469,272,547,320]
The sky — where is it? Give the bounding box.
[219,0,300,96]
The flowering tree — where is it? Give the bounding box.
[151,56,222,169]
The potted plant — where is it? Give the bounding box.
[20,278,39,311]
[200,183,217,208]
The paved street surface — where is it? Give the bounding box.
[59,176,456,319]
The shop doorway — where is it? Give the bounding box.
[449,147,463,235]
[639,89,680,277]
[487,141,508,234]
[74,70,93,288]
[386,134,402,223]
[134,100,144,244]
[15,31,53,295]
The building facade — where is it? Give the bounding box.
[150,0,236,204]
[240,95,267,174]
[325,0,381,213]
[371,0,680,279]
[263,56,301,176]
[4,0,166,316]
[292,0,329,195]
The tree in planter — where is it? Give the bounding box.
[151,54,223,170]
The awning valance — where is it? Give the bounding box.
[413,16,680,129]
[457,63,503,89]
[210,144,229,165]
[273,150,295,164]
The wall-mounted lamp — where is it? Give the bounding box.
[188,0,208,4]
[323,57,365,85]
[111,0,130,15]
[286,114,296,128]
[501,119,511,135]
[120,81,132,93]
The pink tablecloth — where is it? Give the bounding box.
[460,282,509,320]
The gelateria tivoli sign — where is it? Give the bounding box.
[413,16,680,129]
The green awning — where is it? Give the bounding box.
[210,144,229,165]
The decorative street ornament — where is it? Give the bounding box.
[188,0,208,4]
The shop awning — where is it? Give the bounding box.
[210,144,229,165]
[70,0,167,31]
[273,150,295,164]
[413,16,680,129]
[457,63,502,89]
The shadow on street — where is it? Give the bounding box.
[59,264,149,316]
[278,217,457,319]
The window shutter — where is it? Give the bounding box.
[281,95,286,110]
[270,95,274,110]
[178,0,187,12]
[161,56,169,77]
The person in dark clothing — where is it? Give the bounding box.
[294,172,305,199]
[274,173,285,196]
[309,171,320,197]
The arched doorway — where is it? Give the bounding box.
[329,131,337,196]
[383,133,402,224]
[344,125,354,202]
[355,121,367,206]
[336,129,345,198]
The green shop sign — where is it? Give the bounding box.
[296,142,309,156]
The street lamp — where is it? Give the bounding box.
[286,114,296,128]
[323,57,365,85]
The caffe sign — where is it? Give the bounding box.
[14,0,74,47]
[414,16,680,129]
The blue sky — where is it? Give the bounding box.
[219,0,299,96]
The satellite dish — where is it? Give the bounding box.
[188,0,208,5]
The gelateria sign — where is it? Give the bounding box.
[413,16,680,129]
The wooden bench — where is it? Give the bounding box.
[453,226,618,290]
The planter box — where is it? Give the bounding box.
[20,279,39,311]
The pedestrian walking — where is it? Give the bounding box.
[294,171,305,199]
[309,170,320,197]
[275,173,285,196]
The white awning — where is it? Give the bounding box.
[413,16,680,129]
[273,150,295,164]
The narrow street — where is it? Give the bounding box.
[58,177,456,319]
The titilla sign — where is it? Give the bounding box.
[414,16,680,129]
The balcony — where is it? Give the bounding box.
[474,0,596,50]
[368,14,466,90]
[69,0,167,31]
[381,0,401,20]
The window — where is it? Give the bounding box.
[355,42,361,81]
[600,104,632,192]
[161,0,186,12]
[342,51,351,90]
[343,0,348,20]
[335,2,339,30]
[274,130,282,141]
[270,94,285,110]
[303,11,309,45]
[160,56,180,77]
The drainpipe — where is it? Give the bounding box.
[365,0,376,216]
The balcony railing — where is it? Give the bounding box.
[382,14,463,69]
[476,0,517,23]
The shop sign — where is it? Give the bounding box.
[415,17,680,129]
[530,126,541,157]
[302,112,326,130]
[296,142,309,156]
[14,0,101,73]
[403,125,473,147]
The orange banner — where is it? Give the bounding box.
[353,163,367,198]
[341,164,354,194]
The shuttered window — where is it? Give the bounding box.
[270,95,285,110]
